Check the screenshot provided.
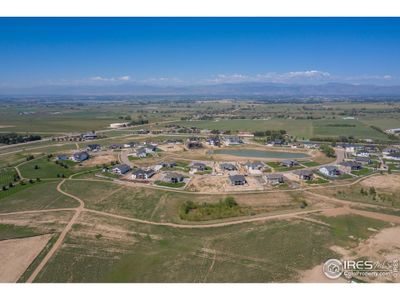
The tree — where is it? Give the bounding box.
[34,165,39,170]
[320,144,336,158]
[224,196,237,208]
[369,187,376,196]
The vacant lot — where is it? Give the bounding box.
[0,180,78,213]
[0,234,52,282]
[312,174,400,208]
[32,209,392,283]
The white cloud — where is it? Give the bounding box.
[206,70,331,84]
[88,75,131,82]
[286,70,331,78]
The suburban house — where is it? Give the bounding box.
[206,136,221,147]
[131,168,155,180]
[295,170,314,181]
[244,161,265,171]
[109,144,124,150]
[111,164,131,175]
[319,166,341,177]
[265,173,284,185]
[229,174,247,186]
[355,157,372,165]
[161,162,177,168]
[272,139,285,146]
[123,141,138,148]
[244,161,266,175]
[302,141,320,149]
[56,154,69,161]
[280,160,299,168]
[134,147,148,158]
[190,162,207,173]
[382,147,399,156]
[82,132,97,141]
[220,163,237,171]
[355,151,370,157]
[339,161,363,173]
[86,144,101,152]
[143,144,157,152]
[384,152,400,161]
[163,172,185,183]
[224,136,244,146]
[71,151,89,162]
[186,140,203,149]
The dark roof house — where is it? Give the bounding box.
[220,163,237,171]
[229,175,247,185]
[112,164,131,175]
[71,151,89,162]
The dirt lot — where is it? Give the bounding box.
[157,143,185,152]
[360,174,400,192]
[82,153,117,167]
[299,263,348,283]
[0,234,52,282]
[330,226,400,283]
[186,174,227,192]
[186,174,264,193]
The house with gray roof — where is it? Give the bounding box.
[339,161,362,173]
[295,170,314,181]
[244,161,265,171]
[190,162,207,172]
[71,151,89,162]
[164,172,185,183]
[111,164,131,175]
[319,166,341,177]
[280,160,299,168]
[265,173,284,185]
[220,163,237,171]
[131,168,155,180]
[229,175,247,186]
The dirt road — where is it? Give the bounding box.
[26,179,84,283]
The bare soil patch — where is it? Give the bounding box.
[82,153,117,167]
[0,234,52,282]
[299,264,347,283]
[360,174,400,192]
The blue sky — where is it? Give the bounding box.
[0,17,400,87]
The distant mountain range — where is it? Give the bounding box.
[2,82,400,96]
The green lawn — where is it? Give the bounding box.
[351,168,374,176]
[301,161,320,167]
[154,181,186,188]
[306,178,329,185]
